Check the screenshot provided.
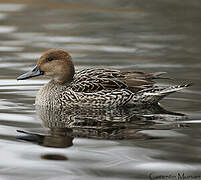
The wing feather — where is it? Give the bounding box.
[70,68,166,93]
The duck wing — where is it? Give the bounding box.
[71,68,166,93]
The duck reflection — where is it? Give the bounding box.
[18,104,187,148]
[17,128,73,148]
[41,153,68,161]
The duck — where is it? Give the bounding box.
[17,49,191,108]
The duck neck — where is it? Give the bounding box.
[53,59,75,84]
[35,80,68,106]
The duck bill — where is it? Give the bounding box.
[17,65,44,80]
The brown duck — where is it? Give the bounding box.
[17,49,191,108]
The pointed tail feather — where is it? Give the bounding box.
[132,83,192,104]
[144,83,192,95]
[151,72,173,80]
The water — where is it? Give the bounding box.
[0,0,201,179]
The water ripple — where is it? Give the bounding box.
[0,4,26,12]
[0,26,17,33]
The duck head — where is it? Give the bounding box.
[17,49,75,84]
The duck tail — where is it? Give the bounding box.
[132,83,192,104]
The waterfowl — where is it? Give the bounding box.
[17,49,191,108]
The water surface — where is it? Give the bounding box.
[0,0,201,180]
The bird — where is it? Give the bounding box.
[17,49,191,108]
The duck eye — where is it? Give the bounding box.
[46,57,54,62]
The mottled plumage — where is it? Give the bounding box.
[17,49,191,108]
